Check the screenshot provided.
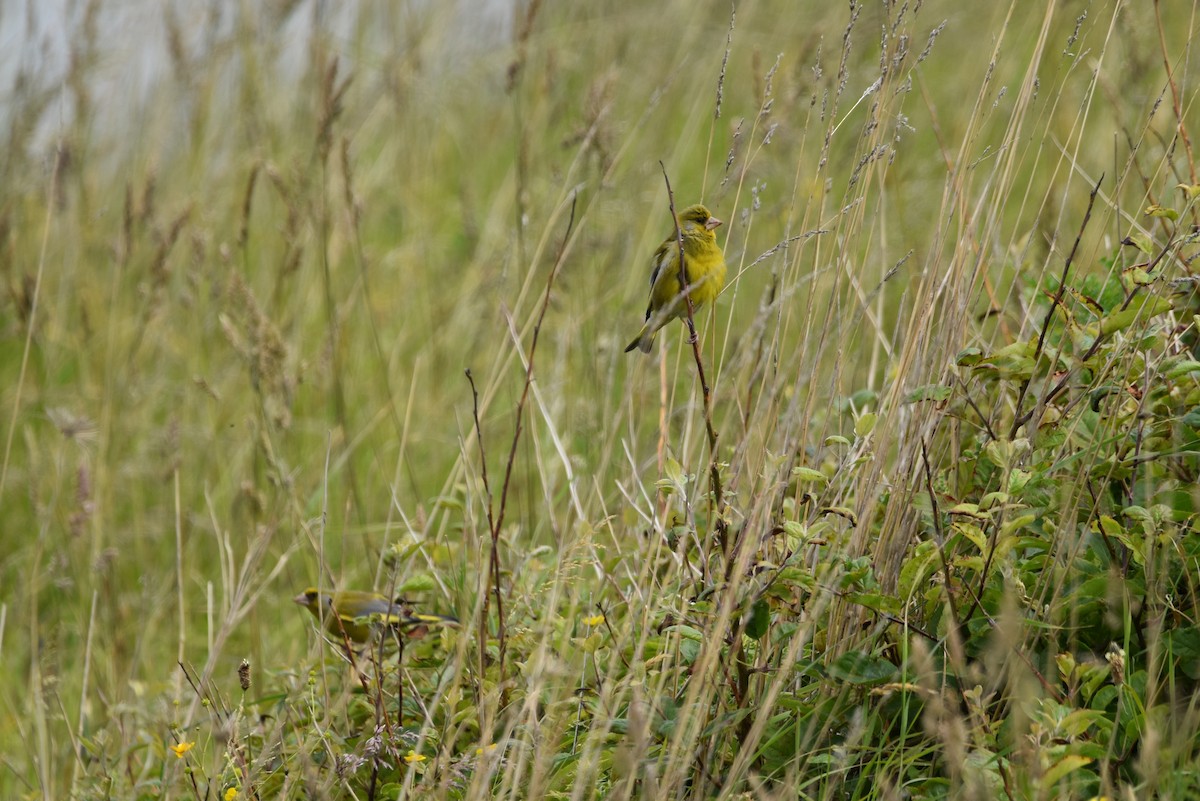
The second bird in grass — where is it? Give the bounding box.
[625,203,726,354]
[294,588,459,644]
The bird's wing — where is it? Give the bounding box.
[648,239,670,288]
[639,240,671,320]
[352,596,400,618]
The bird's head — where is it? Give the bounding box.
[679,204,722,235]
[293,587,328,613]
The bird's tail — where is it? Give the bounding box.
[624,325,654,354]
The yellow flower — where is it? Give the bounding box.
[583,614,605,627]
[170,741,195,759]
[224,788,239,801]
[403,750,426,764]
[625,204,726,354]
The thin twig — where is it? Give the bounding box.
[488,194,577,702]
[658,164,725,552]
[953,374,998,441]
[1152,0,1198,192]
[919,440,962,636]
[464,368,495,687]
[919,442,1064,701]
[1011,206,1184,435]
[1010,175,1103,438]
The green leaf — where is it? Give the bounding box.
[953,555,984,572]
[1079,662,1112,702]
[984,437,1028,470]
[1040,754,1093,789]
[956,347,983,366]
[396,574,438,594]
[975,354,1036,379]
[1055,653,1077,681]
[1091,685,1118,710]
[664,456,685,486]
[1125,232,1154,253]
[792,467,827,483]
[827,651,896,685]
[952,521,987,551]
[1058,709,1107,737]
[1165,359,1200,378]
[846,592,903,615]
[664,625,705,641]
[1098,296,1172,337]
[899,540,941,602]
[1096,516,1145,565]
[849,389,878,408]
[1144,204,1179,221]
[1165,627,1200,680]
[774,566,817,592]
[904,384,953,403]
[1000,513,1038,537]
[980,491,1009,509]
[434,495,464,512]
[854,413,878,438]
[1126,267,1155,286]
[1007,468,1033,494]
[949,503,990,521]
[745,599,770,640]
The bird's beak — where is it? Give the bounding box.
[705,216,723,231]
[292,592,308,606]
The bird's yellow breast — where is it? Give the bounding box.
[649,231,727,316]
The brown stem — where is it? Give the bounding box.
[464,369,494,692]
[1010,175,1103,439]
[917,446,1063,700]
[1153,0,1198,192]
[658,164,726,556]
[487,195,577,705]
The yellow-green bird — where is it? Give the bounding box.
[294,588,459,644]
[625,203,726,354]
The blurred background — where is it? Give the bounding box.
[2,0,1198,797]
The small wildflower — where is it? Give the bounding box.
[404,750,427,764]
[336,753,368,777]
[583,614,605,627]
[475,743,498,756]
[224,787,239,801]
[1106,644,1126,686]
[362,731,385,758]
[170,741,195,759]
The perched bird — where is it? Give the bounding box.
[293,588,459,644]
[625,203,726,354]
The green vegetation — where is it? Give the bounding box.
[3,1,1199,798]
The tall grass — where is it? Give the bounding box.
[2,0,1199,798]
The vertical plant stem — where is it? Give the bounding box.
[658,164,725,553]
[1,142,62,499]
[464,369,495,692]
[313,56,364,519]
[473,195,576,707]
[1010,175,1103,437]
